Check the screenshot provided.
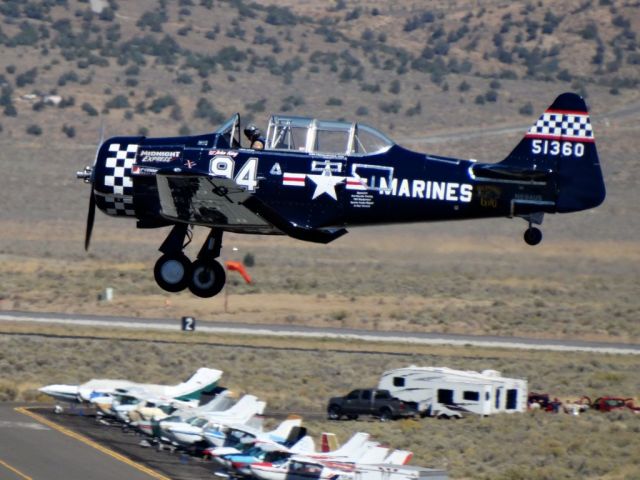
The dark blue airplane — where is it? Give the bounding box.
[77,92,605,297]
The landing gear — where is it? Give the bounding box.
[520,213,544,246]
[153,225,227,297]
[524,227,543,246]
[154,254,191,292]
[188,259,226,298]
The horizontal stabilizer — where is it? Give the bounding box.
[472,164,552,182]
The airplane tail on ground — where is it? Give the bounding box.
[320,432,339,453]
[269,417,302,443]
[357,446,390,464]
[384,450,413,465]
[214,394,266,425]
[170,368,223,401]
[329,432,370,458]
[497,92,606,213]
[290,434,316,454]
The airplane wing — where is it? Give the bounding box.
[156,172,348,243]
[156,172,275,232]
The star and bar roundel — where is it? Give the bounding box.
[283,169,366,200]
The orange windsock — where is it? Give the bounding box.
[225,261,252,284]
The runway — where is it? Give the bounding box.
[0,404,165,480]
[1,310,639,355]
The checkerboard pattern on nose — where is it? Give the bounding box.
[102,143,138,216]
[526,112,593,141]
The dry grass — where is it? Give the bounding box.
[0,330,639,479]
[2,229,639,342]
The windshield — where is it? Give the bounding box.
[213,113,241,148]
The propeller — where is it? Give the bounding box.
[77,118,105,251]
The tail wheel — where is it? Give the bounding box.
[524,227,543,246]
[154,254,191,292]
[188,259,226,298]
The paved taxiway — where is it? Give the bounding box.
[0,404,165,480]
[1,310,639,355]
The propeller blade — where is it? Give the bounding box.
[84,189,96,251]
[84,116,104,251]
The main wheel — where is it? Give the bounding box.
[524,227,542,246]
[154,254,191,292]
[188,259,226,298]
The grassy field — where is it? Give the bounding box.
[0,327,639,479]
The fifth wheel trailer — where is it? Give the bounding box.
[378,366,527,417]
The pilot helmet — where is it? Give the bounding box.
[244,124,262,141]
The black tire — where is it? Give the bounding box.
[328,405,342,420]
[154,254,191,292]
[379,407,392,422]
[188,259,226,298]
[524,227,543,246]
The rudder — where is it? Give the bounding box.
[501,92,605,213]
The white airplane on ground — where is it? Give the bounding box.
[129,390,236,437]
[220,434,317,477]
[38,368,223,409]
[160,394,266,447]
[203,416,303,455]
[250,434,412,480]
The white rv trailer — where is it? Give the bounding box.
[378,366,527,417]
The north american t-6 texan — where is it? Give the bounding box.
[77,92,605,298]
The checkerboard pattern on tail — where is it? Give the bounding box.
[527,112,593,141]
[102,143,138,216]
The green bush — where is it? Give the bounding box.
[105,94,130,109]
[82,102,98,116]
[26,124,43,136]
[243,253,255,267]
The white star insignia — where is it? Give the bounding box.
[307,169,345,200]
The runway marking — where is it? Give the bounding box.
[14,407,171,480]
[0,459,33,480]
[0,420,49,430]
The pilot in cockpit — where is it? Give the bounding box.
[243,124,265,150]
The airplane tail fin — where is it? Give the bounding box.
[291,435,316,454]
[384,450,413,465]
[499,92,605,213]
[330,432,370,457]
[357,446,390,464]
[321,432,339,453]
[171,368,224,401]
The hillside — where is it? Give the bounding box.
[0,0,639,143]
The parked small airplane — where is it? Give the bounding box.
[250,444,411,480]
[77,93,605,297]
[38,368,223,410]
[159,394,266,447]
[204,416,302,453]
[219,434,316,477]
[247,432,376,480]
[129,390,236,437]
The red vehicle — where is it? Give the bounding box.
[588,396,640,413]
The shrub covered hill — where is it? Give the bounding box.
[0,0,639,145]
